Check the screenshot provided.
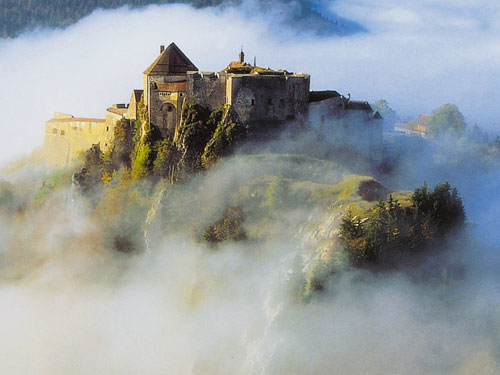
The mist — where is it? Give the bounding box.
[0,0,500,374]
[1,148,499,374]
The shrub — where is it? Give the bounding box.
[112,118,134,168]
[202,121,246,168]
[153,138,178,179]
[202,205,247,246]
[73,144,105,193]
[131,142,152,180]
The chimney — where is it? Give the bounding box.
[239,46,244,63]
[160,45,165,54]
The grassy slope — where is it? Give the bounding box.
[226,154,410,241]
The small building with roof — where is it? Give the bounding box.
[308,91,383,165]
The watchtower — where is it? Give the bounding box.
[143,43,198,137]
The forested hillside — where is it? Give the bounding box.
[0,0,357,38]
[0,0,219,38]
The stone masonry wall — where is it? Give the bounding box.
[147,74,187,138]
[186,72,227,110]
[43,115,109,167]
[228,74,310,125]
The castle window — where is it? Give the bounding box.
[52,128,57,134]
[251,99,255,106]
[279,99,285,108]
[60,130,65,136]
[106,126,109,132]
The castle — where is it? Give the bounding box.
[43,43,382,167]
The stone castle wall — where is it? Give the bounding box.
[186,72,227,110]
[227,74,310,124]
[43,109,123,167]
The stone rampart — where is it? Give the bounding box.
[43,114,108,167]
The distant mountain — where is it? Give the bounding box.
[0,0,364,39]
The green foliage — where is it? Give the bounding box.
[0,182,15,211]
[33,169,71,204]
[137,98,149,125]
[202,205,247,246]
[132,119,142,144]
[413,182,466,235]
[98,176,153,252]
[94,102,244,185]
[153,138,178,179]
[175,103,226,173]
[202,120,246,168]
[73,144,107,193]
[131,142,152,180]
[427,104,467,138]
[339,182,466,268]
[130,110,162,181]
[111,118,134,168]
[0,1,235,39]
[267,176,290,210]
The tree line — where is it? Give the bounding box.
[339,182,466,268]
[0,0,229,38]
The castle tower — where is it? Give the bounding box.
[142,43,198,137]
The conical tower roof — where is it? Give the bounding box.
[144,42,198,75]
